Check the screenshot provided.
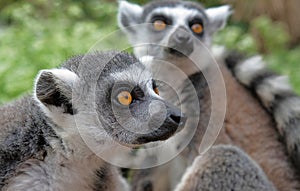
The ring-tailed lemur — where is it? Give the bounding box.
[118,1,300,190]
[0,51,274,191]
[0,51,187,191]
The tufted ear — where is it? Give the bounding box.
[118,0,143,33]
[206,5,232,33]
[34,68,79,115]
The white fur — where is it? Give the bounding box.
[118,0,143,29]
[256,76,291,105]
[235,56,266,85]
[206,5,232,30]
[33,68,79,113]
[211,45,227,58]
[118,1,142,16]
[139,55,154,64]
[50,68,79,84]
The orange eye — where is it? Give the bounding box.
[191,23,203,34]
[117,91,132,106]
[153,20,166,31]
[154,87,159,95]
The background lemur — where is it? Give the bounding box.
[0,50,187,190]
[118,1,300,190]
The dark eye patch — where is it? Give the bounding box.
[189,17,204,27]
[152,79,158,90]
[131,86,145,100]
[150,14,172,26]
[189,17,204,36]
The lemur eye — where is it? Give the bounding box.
[191,23,203,34]
[117,91,132,106]
[152,80,159,95]
[154,87,159,95]
[153,20,166,31]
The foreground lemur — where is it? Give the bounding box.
[0,51,188,190]
[0,51,274,191]
[118,1,300,190]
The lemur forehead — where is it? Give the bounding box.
[142,1,207,20]
[151,6,204,23]
[110,64,153,84]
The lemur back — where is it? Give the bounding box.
[118,1,300,190]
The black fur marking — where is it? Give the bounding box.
[120,13,131,28]
[131,169,153,191]
[187,71,209,100]
[224,51,246,72]
[142,180,153,191]
[36,72,76,115]
[150,14,172,25]
[280,116,300,172]
[121,168,130,178]
[270,92,297,112]
[132,86,145,100]
[93,166,109,191]
[249,70,277,90]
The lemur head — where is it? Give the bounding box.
[118,0,232,70]
[33,51,185,148]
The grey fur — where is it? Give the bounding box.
[118,0,231,63]
[174,145,276,191]
[0,51,185,190]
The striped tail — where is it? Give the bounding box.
[225,52,300,171]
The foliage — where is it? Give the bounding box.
[0,0,299,105]
[215,17,300,94]
[0,0,118,104]
[214,22,258,55]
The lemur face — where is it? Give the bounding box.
[34,51,185,147]
[118,0,231,59]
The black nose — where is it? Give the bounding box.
[133,102,186,144]
[169,114,181,124]
[174,32,192,45]
[167,27,194,56]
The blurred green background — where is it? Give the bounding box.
[0,0,299,105]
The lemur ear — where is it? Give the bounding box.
[118,1,143,33]
[34,68,79,115]
[206,5,232,33]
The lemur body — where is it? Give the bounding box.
[0,51,186,190]
[118,1,300,190]
[0,97,128,191]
